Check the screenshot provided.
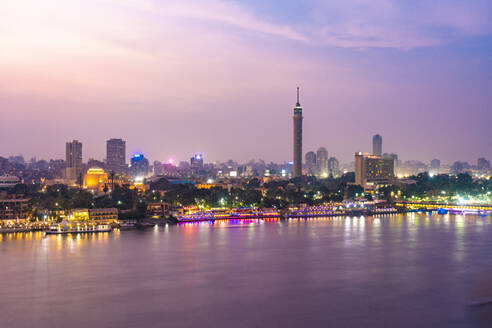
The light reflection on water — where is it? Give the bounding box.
[1,214,492,328]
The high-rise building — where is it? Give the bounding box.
[477,158,490,171]
[382,153,399,168]
[130,153,149,178]
[305,151,317,176]
[316,147,328,177]
[451,161,469,174]
[355,152,394,189]
[328,157,340,178]
[430,159,440,174]
[293,87,303,177]
[190,153,204,171]
[372,134,382,156]
[106,138,126,173]
[65,140,82,180]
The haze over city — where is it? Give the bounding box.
[1,0,491,164]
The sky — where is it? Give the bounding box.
[1,0,491,165]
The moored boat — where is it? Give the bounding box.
[46,221,111,234]
[136,221,156,228]
[119,220,137,230]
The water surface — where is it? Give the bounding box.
[2,214,492,327]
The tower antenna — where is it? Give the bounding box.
[296,87,300,106]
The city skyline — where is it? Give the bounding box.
[1,133,490,167]
[2,2,492,326]
[1,0,491,164]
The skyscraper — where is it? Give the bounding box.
[190,153,204,171]
[328,157,340,178]
[293,87,303,177]
[130,153,149,178]
[430,159,440,174]
[305,151,317,176]
[65,140,82,180]
[372,134,382,156]
[316,147,328,177]
[355,152,394,189]
[477,158,490,171]
[106,138,126,173]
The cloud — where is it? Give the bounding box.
[111,0,492,49]
[0,0,491,162]
[305,0,492,48]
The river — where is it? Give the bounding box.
[1,213,492,327]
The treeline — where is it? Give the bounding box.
[6,173,362,215]
[379,172,492,200]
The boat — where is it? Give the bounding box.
[136,221,156,228]
[46,221,112,234]
[119,220,137,230]
[437,208,449,215]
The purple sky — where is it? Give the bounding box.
[1,0,491,165]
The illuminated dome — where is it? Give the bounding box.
[84,168,108,190]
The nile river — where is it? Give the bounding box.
[2,213,492,327]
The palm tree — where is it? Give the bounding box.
[109,170,115,198]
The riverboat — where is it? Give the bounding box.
[46,221,111,234]
[119,221,137,230]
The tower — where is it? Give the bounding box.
[293,87,303,177]
[372,134,382,156]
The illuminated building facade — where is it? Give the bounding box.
[305,151,316,176]
[293,87,303,177]
[65,140,82,180]
[0,197,31,226]
[89,208,118,223]
[372,134,382,156]
[316,147,328,177]
[190,153,204,171]
[146,203,170,219]
[106,138,126,173]
[130,153,150,178]
[71,209,90,221]
[84,167,109,191]
[355,152,394,189]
